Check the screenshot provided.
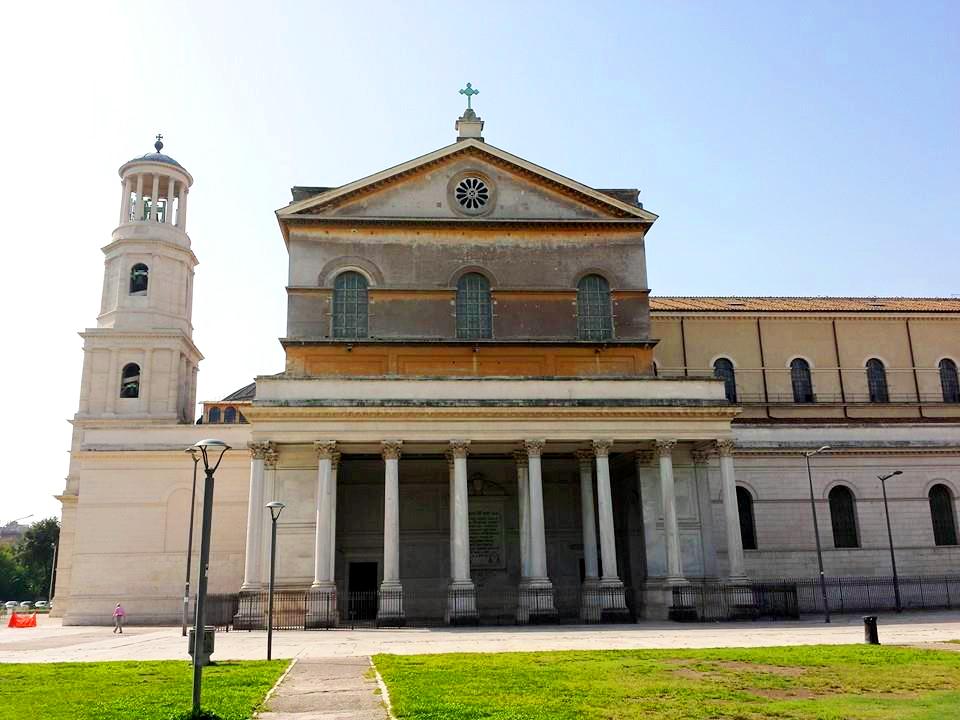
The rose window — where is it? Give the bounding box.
[454,177,490,210]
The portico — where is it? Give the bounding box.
[234,374,745,623]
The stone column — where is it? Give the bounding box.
[308,440,337,627]
[327,452,340,583]
[717,440,748,583]
[378,441,404,624]
[149,174,160,221]
[446,450,455,580]
[519,439,555,620]
[134,174,144,221]
[446,440,477,623]
[139,349,153,412]
[165,178,176,224]
[576,449,600,620]
[177,187,188,229]
[119,177,132,225]
[259,445,279,590]
[593,440,628,617]
[105,350,119,414]
[240,442,270,590]
[514,450,531,582]
[692,448,719,580]
[657,440,687,585]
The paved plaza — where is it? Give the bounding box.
[2,612,960,664]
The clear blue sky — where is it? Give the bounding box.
[1,0,957,521]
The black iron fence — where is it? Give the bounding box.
[209,584,637,630]
[671,575,960,622]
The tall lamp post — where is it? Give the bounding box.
[804,446,832,623]
[265,501,285,661]
[183,448,201,637]
[188,438,230,719]
[48,542,58,602]
[879,470,904,612]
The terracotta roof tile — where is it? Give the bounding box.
[649,297,960,313]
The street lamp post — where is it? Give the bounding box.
[183,448,201,637]
[188,439,230,719]
[879,470,904,612]
[48,542,58,603]
[804,446,832,623]
[265,501,285,661]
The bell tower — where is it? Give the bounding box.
[76,136,203,423]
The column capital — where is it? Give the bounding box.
[331,451,342,470]
[512,449,529,468]
[574,448,594,464]
[634,450,654,467]
[314,440,338,460]
[381,440,403,460]
[523,439,546,457]
[249,442,272,460]
[691,446,711,465]
[591,439,613,458]
[264,445,279,469]
[655,439,677,458]
[716,439,736,457]
[449,439,470,458]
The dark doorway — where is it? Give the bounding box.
[348,561,378,620]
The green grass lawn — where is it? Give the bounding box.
[374,645,960,719]
[0,660,287,720]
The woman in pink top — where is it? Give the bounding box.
[112,603,125,633]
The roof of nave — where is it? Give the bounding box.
[649,297,960,313]
[220,382,256,401]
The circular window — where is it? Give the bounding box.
[454,177,490,211]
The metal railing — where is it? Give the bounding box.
[212,584,637,630]
[670,575,960,622]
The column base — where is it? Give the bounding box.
[597,579,631,623]
[376,583,405,627]
[233,589,266,630]
[517,579,556,624]
[445,580,478,625]
[305,585,338,629]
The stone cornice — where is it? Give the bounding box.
[243,403,738,420]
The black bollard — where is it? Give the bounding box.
[863,615,880,645]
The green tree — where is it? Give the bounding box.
[0,545,30,600]
[13,518,60,599]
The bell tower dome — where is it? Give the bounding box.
[76,136,202,423]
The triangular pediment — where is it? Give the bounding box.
[277,140,657,224]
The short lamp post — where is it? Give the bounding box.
[266,501,285,661]
[183,448,201,637]
[879,470,904,612]
[804,445,832,623]
[188,439,230,719]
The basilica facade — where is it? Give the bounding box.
[54,107,960,625]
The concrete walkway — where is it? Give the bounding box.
[2,611,960,663]
[258,658,388,720]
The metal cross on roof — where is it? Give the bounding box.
[154,133,164,152]
[459,83,479,110]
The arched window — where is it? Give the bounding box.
[332,271,369,339]
[120,363,140,398]
[576,274,613,340]
[829,486,859,548]
[456,272,492,339]
[866,358,889,403]
[129,263,149,294]
[223,406,237,424]
[940,359,960,403]
[790,358,814,403]
[208,407,221,424]
[929,484,958,546]
[736,486,757,550]
[713,358,738,403]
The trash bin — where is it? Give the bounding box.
[863,615,880,645]
[187,626,216,666]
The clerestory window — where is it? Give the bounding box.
[456,273,492,339]
[332,271,369,339]
[576,274,613,341]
